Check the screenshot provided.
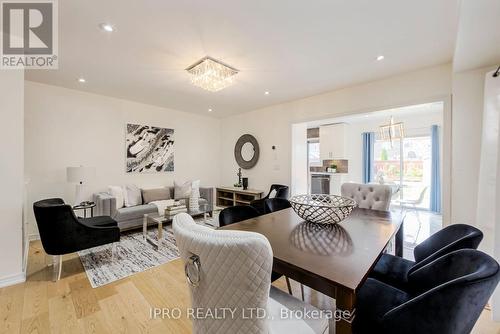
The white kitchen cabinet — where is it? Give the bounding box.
[319,123,347,160]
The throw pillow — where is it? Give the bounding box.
[108,185,124,209]
[123,184,142,207]
[189,180,201,212]
[142,187,170,204]
[174,180,192,200]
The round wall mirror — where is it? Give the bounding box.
[234,134,259,169]
[241,142,255,161]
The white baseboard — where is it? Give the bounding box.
[28,233,40,241]
[0,272,26,288]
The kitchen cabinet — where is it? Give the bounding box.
[319,123,347,160]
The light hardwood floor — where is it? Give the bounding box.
[1,240,499,334]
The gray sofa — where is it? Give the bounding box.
[93,186,214,230]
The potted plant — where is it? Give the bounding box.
[327,164,337,173]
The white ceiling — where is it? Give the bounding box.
[26,0,459,118]
[453,0,500,72]
[306,101,444,128]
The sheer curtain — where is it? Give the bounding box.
[362,132,375,183]
[430,125,441,213]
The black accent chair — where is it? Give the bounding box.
[370,223,483,291]
[218,205,260,228]
[33,198,120,281]
[265,198,291,213]
[354,249,500,334]
[250,184,289,215]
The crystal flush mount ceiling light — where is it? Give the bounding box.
[186,57,238,92]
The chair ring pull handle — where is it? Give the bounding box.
[185,255,201,287]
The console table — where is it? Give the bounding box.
[216,187,264,207]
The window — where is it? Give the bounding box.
[373,136,431,209]
[308,141,321,166]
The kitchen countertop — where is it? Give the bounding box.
[310,172,347,175]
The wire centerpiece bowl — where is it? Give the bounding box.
[289,194,357,225]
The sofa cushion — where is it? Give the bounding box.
[113,204,157,222]
[177,198,208,210]
[142,187,170,204]
[189,180,201,211]
[174,180,192,199]
[124,184,142,207]
[108,185,125,209]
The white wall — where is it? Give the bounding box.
[450,65,498,231]
[291,123,308,196]
[474,69,500,257]
[25,81,221,237]
[220,64,452,220]
[0,70,25,287]
[475,69,500,320]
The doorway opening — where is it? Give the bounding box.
[292,101,445,251]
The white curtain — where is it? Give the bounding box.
[476,69,500,320]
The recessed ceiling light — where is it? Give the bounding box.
[99,23,114,32]
[264,91,270,95]
[376,55,385,61]
[78,78,86,83]
[208,108,213,112]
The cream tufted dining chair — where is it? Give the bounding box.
[173,213,329,334]
[341,183,392,211]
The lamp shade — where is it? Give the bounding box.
[66,166,95,183]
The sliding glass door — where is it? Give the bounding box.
[373,133,432,210]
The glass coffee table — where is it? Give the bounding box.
[143,203,213,249]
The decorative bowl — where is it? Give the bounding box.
[289,194,357,225]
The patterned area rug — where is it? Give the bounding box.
[78,217,216,288]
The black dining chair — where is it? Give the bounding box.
[354,249,500,334]
[250,184,289,215]
[370,223,483,291]
[265,198,291,214]
[218,205,260,227]
[33,198,120,281]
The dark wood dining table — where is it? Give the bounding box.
[221,207,404,334]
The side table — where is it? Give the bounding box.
[73,202,96,218]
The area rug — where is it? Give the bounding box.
[78,217,216,288]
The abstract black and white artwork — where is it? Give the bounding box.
[126,123,174,173]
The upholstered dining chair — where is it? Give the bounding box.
[353,249,500,334]
[265,198,292,214]
[218,205,260,227]
[370,223,483,291]
[250,184,289,215]
[218,204,294,295]
[173,213,329,334]
[33,198,120,281]
[395,186,428,242]
[341,183,392,211]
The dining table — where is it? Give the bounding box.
[221,207,404,334]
